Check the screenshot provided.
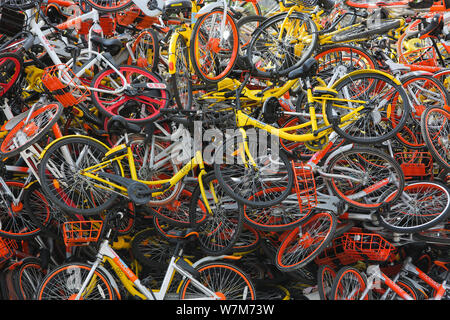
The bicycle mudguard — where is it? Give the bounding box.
[38,134,110,160]
[330,68,403,89]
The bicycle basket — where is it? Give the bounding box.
[62,220,103,247]
[41,64,90,108]
[0,237,17,264]
[342,233,395,262]
[0,8,25,37]
[394,152,433,177]
[291,162,318,215]
[315,234,360,268]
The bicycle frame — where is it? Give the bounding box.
[73,238,221,300]
[24,9,129,95]
[361,257,449,300]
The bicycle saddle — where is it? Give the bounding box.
[106,115,142,134]
[90,36,122,56]
[163,0,192,15]
[287,57,319,80]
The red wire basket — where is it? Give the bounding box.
[291,161,318,216]
[62,220,103,247]
[342,233,395,262]
[41,64,90,108]
[315,231,396,268]
[394,151,433,178]
[0,237,17,264]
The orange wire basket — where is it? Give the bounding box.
[342,233,395,262]
[315,231,396,268]
[41,64,90,108]
[62,220,103,247]
[394,152,433,178]
[291,161,318,216]
[0,237,17,264]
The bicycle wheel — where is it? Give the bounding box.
[189,173,244,256]
[14,257,46,300]
[377,180,450,233]
[0,53,23,97]
[325,147,405,210]
[420,106,450,171]
[243,191,313,231]
[314,45,378,85]
[90,65,169,124]
[330,266,368,300]
[213,129,294,208]
[170,34,193,110]
[0,180,51,239]
[396,74,450,149]
[326,71,410,144]
[130,227,172,270]
[317,264,336,300]
[275,211,337,272]
[36,262,116,300]
[38,136,121,216]
[82,0,132,12]
[128,29,160,73]
[190,9,240,83]
[179,262,256,300]
[246,12,318,78]
[236,15,266,64]
[0,103,63,158]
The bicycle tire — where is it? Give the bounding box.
[190,8,240,83]
[179,262,256,300]
[325,147,405,210]
[0,180,51,240]
[377,180,450,233]
[38,136,121,216]
[0,103,63,158]
[0,52,23,98]
[36,262,117,300]
[90,65,169,124]
[236,15,267,68]
[317,264,336,300]
[170,34,193,110]
[420,106,450,171]
[246,12,318,78]
[330,266,369,300]
[14,257,46,300]
[275,211,337,272]
[326,71,410,145]
[314,44,378,84]
[128,29,160,73]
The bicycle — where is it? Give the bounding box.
[35,212,257,300]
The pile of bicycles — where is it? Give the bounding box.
[0,0,448,300]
